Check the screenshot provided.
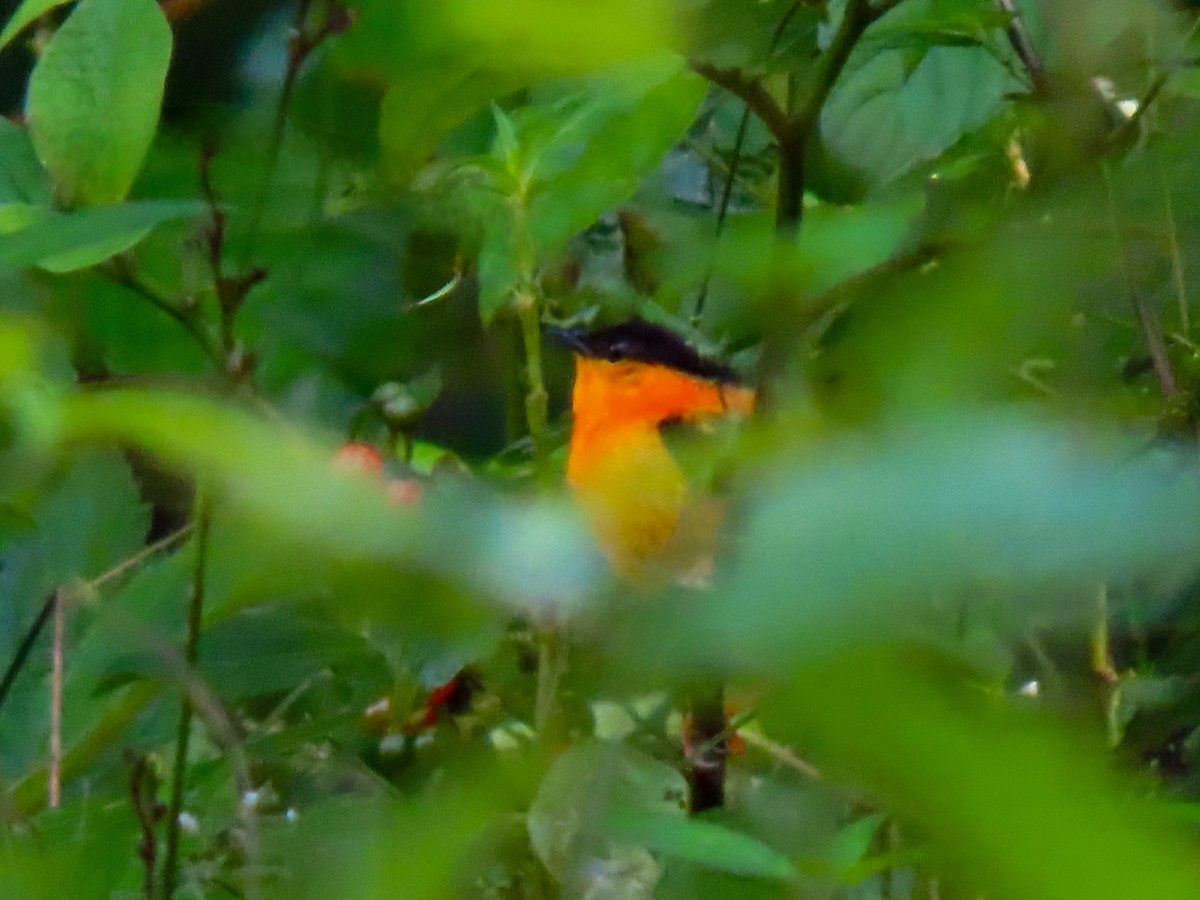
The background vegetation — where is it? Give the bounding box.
[4,0,1200,897]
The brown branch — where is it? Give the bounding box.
[693,2,806,319]
[795,0,886,128]
[1103,164,1177,398]
[48,589,64,809]
[0,593,55,714]
[0,527,192,719]
[997,0,1049,96]
[1107,11,1200,150]
[691,63,792,141]
[242,0,355,267]
[199,140,265,382]
[125,749,163,900]
[102,257,224,371]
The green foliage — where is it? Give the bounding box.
[5,0,1200,898]
[0,0,73,54]
[24,0,172,207]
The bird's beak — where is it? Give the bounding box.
[541,323,591,356]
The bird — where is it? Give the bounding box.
[548,317,755,812]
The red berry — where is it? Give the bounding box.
[333,442,385,477]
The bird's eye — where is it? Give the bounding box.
[606,340,631,362]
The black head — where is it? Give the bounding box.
[544,318,739,383]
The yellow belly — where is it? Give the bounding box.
[567,423,687,581]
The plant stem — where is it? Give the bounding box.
[516,291,550,480]
[775,133,807,233]
[48,588,63,809]
[1103,162,1177,398]
[0,592,55,714]
[533,621,563,744]
[103,259,224,371]
[160,498,213,900]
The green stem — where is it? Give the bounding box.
[160,497,213,900]
[534,622,563,744]
[516,291,550,479]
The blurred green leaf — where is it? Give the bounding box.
[768,649,1200,900]
[25,0,173,205]
[681,0,820,72]
[605,810,797,881]
[0,800,138,898]
[0,0,73,53]
[438,0,678,77]
[0,198,202,271]
[528,739,686,892]
[611,420,1200,676]
[379,69,524,184]
[713,196,920,300]
[0,119,52,206]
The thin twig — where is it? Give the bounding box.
[693,105,752,325]
[243,0,355,265]
[160,498,213,900]
[693,2,804,322]
[102,258,224,371]
[1103,163,1177,397]
[1108,11,1200,149]
[0,526,193,719]
[1161,158,1190,335]
[0,592,55,713]
[125,750,162,900]
[738,728,822,780]
[996,0,1049,95]
[199,140,266,381]
[690,63,791,141]
[49,588,63,808]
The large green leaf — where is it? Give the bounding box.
[768,649,1200,900]
[24,0,173,206]
[528,740,687,894]
[821,44,1015,187]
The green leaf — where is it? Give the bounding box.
[526,60,706,252]
[822,812,888,874]
[605,811,797,882]
[477,225,520,323]
[769,650,1200,900]
[378,69,525,185]
[682,0,821,72]
[0,451,148,614]
[822,44,1016,187]
[714,197,920,300]
[24,0,173,206]
[0,0,74,54]
[438,0,678,77]
[0,119,52,205]
[0,199,203,271]
[528,740,686,890]
[94,605,392,701]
